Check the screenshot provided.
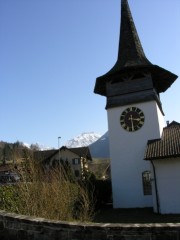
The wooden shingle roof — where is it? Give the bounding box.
[94,0,177,97]
[144,121,180,160]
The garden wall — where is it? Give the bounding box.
[0,210,180,240]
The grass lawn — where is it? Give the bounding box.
[93,205,180,224]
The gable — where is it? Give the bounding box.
[60,147,80,159]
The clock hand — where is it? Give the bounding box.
[129,117,141,121]
[129,115,134,131]
[132,118,141,121]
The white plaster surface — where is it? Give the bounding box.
[107,101,165,208]
[152,158,180,214]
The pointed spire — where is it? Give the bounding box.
[118,0,150,67]
[94,0,178,97]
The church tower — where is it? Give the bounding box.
[94,0,177,208]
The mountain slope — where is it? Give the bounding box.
[89,132,110,158]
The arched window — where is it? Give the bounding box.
[142,171,152,195]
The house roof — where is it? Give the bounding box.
[69,147,92,160]
[33,150,57,162]
[34,146,92,163]
[144,121,180,160]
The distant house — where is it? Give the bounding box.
[0,163,12,174]
[144,121,180,214]
[0,164,20,184]
[34,146,92,179]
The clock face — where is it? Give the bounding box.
[120,107,145,132]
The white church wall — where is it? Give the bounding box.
[107,100,166,208]
[152,158,180,214]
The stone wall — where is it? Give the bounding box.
[0,210,180,240]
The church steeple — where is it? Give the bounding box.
[94,0,179,211]
[117,0,150,67]
[94,0,177,103]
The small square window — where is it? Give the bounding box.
[72,158,80,165]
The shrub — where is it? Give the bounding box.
[82,171,112,209]
[0,159,95,222]
[93,180,112,207]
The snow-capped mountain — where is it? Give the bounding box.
[65,132,101,148]
[22,131,110,158]
[65,132,110,158]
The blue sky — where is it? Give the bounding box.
[0,0,180,148]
